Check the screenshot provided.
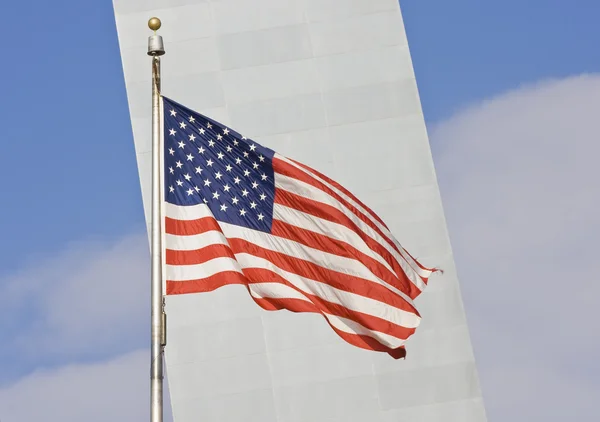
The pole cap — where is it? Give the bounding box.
[148,17,161,31]
[147,17,165,56]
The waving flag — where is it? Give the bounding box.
[162,96,436,359]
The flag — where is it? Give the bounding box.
[162,96,437,359]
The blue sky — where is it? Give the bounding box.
[0,0,599,419]
[1,0,599,280]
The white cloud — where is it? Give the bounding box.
[0,233,149,363]
[0,350,148,421]
[0,232,176,420]
[432,74,600,421]
[0,349,174,421]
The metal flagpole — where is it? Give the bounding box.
[147,17,166,422]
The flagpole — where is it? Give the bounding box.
[147,17,166,422]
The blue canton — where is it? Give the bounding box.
[163,97,276,233]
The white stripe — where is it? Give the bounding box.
[169,252,419,329]
[273,204,396,276]
[277,155,433,280]
[275,172,426,292]
[218,221,416,307]
[166,256,242,280]
[247,283,406,348]
[248,281,309,302]
[164,204,416,306]
[234,252,420,329]
[165,202,213,220]
[164,199,410,301]
[166,230,228,251]
[324,313,405,349]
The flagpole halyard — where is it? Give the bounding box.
[148,16,165,422]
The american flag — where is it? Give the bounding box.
[162,96,436,359]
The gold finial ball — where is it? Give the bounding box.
[148,17,161,31]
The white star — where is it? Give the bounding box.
[220,203,228,212]
[217,134,223,141]
[186,153,194,161]
[212,191,220,200]
[168,148,175,156]
[204,179,211,187]
[232,197,239,205]
[243,169,250,177]
[215,171,223,180]
[206,122,212,129]
[195,166,203,174]
[168,167,174,174]
[176,180,183,187]
[252,162,259,169]
[169,129,176,136]
[169,186,174,193]
[203,198,208,204]
[179,121,187,129]
[257,213,264,221]
[194,186,201,192]
[250,201,257,209]
[187,188,194,196]
[208,140,216,147]
[184,173,192,181]
[251,181,259,189]
[234,176,241,184]
[178,141,185,149]
[170,109,177,116]
[235,157,242,165]
[206,159,214,167]
[226,146,233,152]
[225,164,232,172]
[239,208,247,216]
[189,134,196,141]
[259,193,267,201]
[176,161,183,168]
[261,173,267,181]
[217,152,224,160]
[258,155,265,162]
[223,128,229,135]
[189,116,195,123]
[198,146,205,154]
[242,136,247,140]
[243,151,249,158]
[241,189,249,197]
[223,184,231,192]
[199,128,205,135]
[249,144,257,151]
[233,140,239,146]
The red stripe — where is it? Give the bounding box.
[273,158,403,259]
[402,247,437,277]
[166,244,234,265]
[240,268,416,340]
[165,212,422,300]
[289,158,389,229]
[167,239,417,316]
[271,219,411,302]
[253,295,406,359]
[165,216,221,236]
[281,158,436,284]
[274,188,422,299]
[225,237,418,315]
[166,265,415,341]
[252,294,319,313]
[332,326,406,359]
[166,270,247,295]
